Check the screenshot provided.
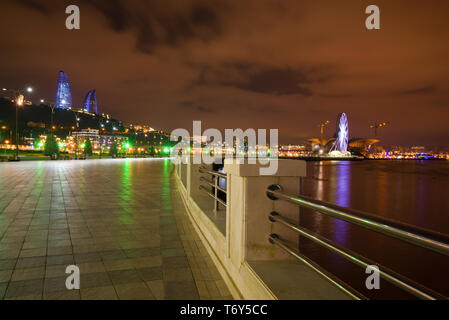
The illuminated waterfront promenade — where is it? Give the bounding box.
[1,158,448,300]
[0,159,232,300]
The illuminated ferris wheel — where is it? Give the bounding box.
[330,112,349,154]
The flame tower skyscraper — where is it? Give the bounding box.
[82,90,98,114]
[55,71,72,109]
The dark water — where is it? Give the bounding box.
[299,160,449,299]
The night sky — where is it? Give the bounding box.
[1,0,448,147]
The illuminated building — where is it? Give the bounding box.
[278,145,307,157]
[348,138,379,155]
[82,90,98,114]
[129,124,155,133]
[55,71,73,109]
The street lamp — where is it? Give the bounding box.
[2,87,34,161]
[72,110,81,159]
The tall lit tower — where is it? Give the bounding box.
[55,71,72,109]
[82,90,98,114]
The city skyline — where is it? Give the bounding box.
[0,1,448,304]
[0,1,448,147]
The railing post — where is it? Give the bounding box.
[223,158,307,264]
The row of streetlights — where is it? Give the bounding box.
[1,87,70,160]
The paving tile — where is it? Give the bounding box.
[163,267,194,282]
[161,248,186,257]
[48,240,72,248]
[80,272,112,289]
[22,241,48,250]
[124,248,160,258]
[195,280,210,299]
[114,282,155,300]
[81,286,118,300]
[136,267,163,282]
[5,279,44,298]
[47,246,73,256]
[131,256,162,268]
[78,262,106,274]
[44,290,80,300]
[11,267,45,282]
[44,276,68,293]
[103,259,134,271]
[45,265,67,279]
[0,269,13,283]
[145,280,165,299]
[205,281,221,298]
[163,256,190,268]
[74,252,102,264]
[0,283,6,299]
[216,279,232,297]
[5,294,43,300]
[48,234,71,241]
[108,269,142,285]
[0,259,17,271]
[19,248,47,258]
[16,257,46,269]
[100,250,127,261]
[0,249,20,259]
[164,281,199,300]
[46,254,75,266]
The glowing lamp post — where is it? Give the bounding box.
[3,87,34,161]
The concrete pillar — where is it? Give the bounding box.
[224,159,306,264]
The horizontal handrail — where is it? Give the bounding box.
[268,234,366,300]
[269,212,447,300]
[266,184,449,257]
[199,185,227,207]
[199,166,227,179]
[200,177,227,194]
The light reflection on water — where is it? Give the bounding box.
[300,160,449,299]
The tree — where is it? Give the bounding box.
[110,141,118,158]
[44,134,59,159]
[84,138,93,157]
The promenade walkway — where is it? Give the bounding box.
[0,158,232,300]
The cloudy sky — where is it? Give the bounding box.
[1,0,448,147]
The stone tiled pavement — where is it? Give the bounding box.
[0,159,232,300]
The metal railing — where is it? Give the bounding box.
[266,184,449,300]
[199,166,227,210]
